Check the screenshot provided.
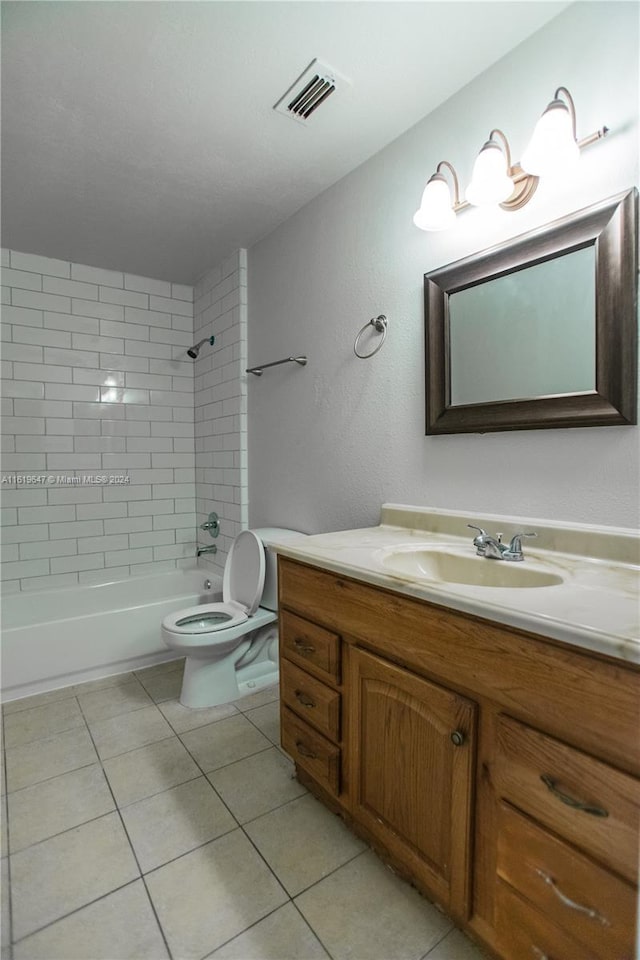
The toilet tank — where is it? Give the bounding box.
[251,527,307,612]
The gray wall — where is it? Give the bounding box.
[247,2,639,535]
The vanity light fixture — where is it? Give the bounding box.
[465,129,514,206]
[413,161,459,231]
[521,86,580,177]
[413,85,608,231]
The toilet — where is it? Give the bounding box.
[162,527,304,708]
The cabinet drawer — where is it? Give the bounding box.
[281,706,341,795]
[280,610,341,684]
[281,659,341,742]
[496,880,601,960]
[494,715,640,883]
[497,802,635,960]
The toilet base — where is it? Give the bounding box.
[180,656,279,709]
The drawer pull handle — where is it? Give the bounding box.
[293,638,316,654]
[295,740,317,760]
[450,730,465,747]
[540,775,609,818]
[531,948,549,960]
[534,868,611,926]
[294,690,316,708]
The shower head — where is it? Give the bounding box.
[187,335,215,359]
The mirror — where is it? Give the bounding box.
[424,189,637,434]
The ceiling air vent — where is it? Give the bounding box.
[274,59,349,124]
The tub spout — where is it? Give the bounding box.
[197,545,218,556]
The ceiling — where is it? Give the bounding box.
[1,1,568,285]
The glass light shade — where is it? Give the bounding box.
[521,100,580,177]
[413,174,456,231]
[465,141,514,206]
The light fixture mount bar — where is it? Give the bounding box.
[578,126,609,150]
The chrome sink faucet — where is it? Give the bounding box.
[468,525,537,561]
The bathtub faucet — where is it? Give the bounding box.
[197,545,218,556]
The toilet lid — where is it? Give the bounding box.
[222,529,265,616]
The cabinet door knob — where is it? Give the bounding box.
[295,690,316,708]
[540,775,608,817]
[450,730,465,747]
[293,638,316,654]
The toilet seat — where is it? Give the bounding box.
[161,530,266,639]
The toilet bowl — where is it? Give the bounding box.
[162,527,304,708]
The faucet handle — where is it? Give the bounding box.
[467,524,489,554]
[504,531,537,561]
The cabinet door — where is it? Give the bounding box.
[348,646,476,918]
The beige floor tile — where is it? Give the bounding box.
[5,727,97,792]
[72,671,136,695]
[77,679,152,722]
[296,850,452,960]
[2,686,76,716]
[121,776,236,872]
[207,746,306,824]
[10,812,139,941]
[146,829,288,960]
[158,698,238,734]
[210,902,330,959]
[233,684,280,713]
[1,755,5,797]
[12,880,168,960]
[88,705,173,760]
[3,699,84,749]
[134,658,184,680]
[425,928,488,959]
[103,736,201,808]
[7,764,115,853]
[180,714,271,773]
[245,794,366,896]
[244,701,281,745]
[1,859,9,949]
[137,670,184,703]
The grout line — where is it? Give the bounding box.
[9,877,145,949]
[6,798,118,858]
[3,752,100,796]
[290,900,337,960]
[74,695,175,960]
[197,900,295,960]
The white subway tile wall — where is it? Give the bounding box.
[0,250,197,592]
[193,250,248,575]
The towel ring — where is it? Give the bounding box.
[354,315,387,359]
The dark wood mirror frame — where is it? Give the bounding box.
[424,188,638,435]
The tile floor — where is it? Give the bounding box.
[1,660,487,960]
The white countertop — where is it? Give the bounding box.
[267,504,640,665]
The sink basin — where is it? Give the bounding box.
[378,546,564,589]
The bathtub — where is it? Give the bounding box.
[1,568,221,702]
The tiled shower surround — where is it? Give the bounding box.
[1,248,250,592]
[0,250,197,592]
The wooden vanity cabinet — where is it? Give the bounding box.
[277,557,640,960]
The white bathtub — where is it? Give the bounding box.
[1,568,222,702]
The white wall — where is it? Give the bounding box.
[248,2,639,535]
[193,250,248,575]
[0,251,196,592]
